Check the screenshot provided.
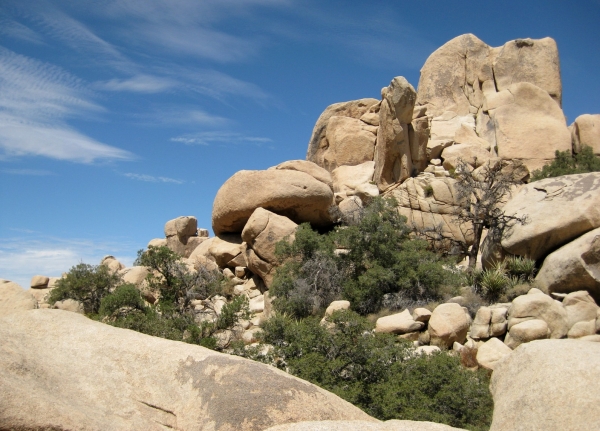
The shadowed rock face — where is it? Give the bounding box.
[0,310,374,431]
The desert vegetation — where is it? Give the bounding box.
[531,145,600,181]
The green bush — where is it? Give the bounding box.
[238,310,492,431]
[504,256,536,281]
[49,263,123,314]
[531,145,600,181]
[98,283,146,317]
[270,197,460,316]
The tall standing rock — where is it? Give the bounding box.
[373,77,417,191]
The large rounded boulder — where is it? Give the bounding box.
[212,168,333,235]
[0,310,375,430]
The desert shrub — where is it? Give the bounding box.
[98,283,146,317]
[239,310,492,431]
[423,184,434,197]
[531,145,600,181]
[49,263,123,314]
[135,245,223,314]
[503,256,536,281]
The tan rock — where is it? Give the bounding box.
[166,235,207,259]
[428,303,470,348]
[307,98,380,169]
[561,290,599,329]
[212,169,333,235]
[409,116,430,171]
[100,255,125,273]
[490,339,600,431]
[492,37,562,106]
[324,300,351,317]
[208,234,243,268]
[53,299,85,314]
[164,215,197,238]
[249,295,265,313]
[375,309,424,334]
[441,144,491,170]
[242,208,297,264]
[323,116,377,170]
[572,114,600,154]
[536,227,600,303]
[412,307,432,323]
[337,196,363,224]
[0,279,37,317]
[332,161,376,195]
[274,160,333,189]
[416,34,493,118]
[505,319,548,349]
[501,173,600,261]
[373,77,416,191]
[30,275,49,289]
[0,310,375,430]
[487,82,571,171]
[567,320,596,339]
[476,337,512,370]
[243,244,275,288]
[147,238,167,248]
[507,291,568,339]
[263,420,467,431]
[453,123,491,150]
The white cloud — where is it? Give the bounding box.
[0,16,44,44]
[96,74,177,93]
[0,236,137,290]
[124,173,184,184]
[171,131,272,146]
[133,108,229,126]
[0,48,133,163]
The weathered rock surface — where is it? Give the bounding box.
[571,114,600,155]
[332,161,377,198]
[505,319,549,349]
[212,169,333,234]
[164,216,207,258]
[492,37,562,106]
[386,176,472,247]
[100,255,125,273]
[486,82,570,172]
[263,420,467,431]
[307,98,379,169]
[490,339,600,431]
[273,160,334,189]
[0,279,37,317]
[476,337,512,371]
[324,116,377,170]
[0,310,374,431]
[373,77,416,191]
[507,290,568,339]
[428,303,469,348]
[375,309,424,334]
[536,227,600,302]
[500,173,600,260]
[30,275,49,288]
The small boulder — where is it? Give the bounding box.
[572,114,600,155]
[476,337,513,370]
[505,319,549,349]
[0,279,37,317]
[375,309,424,335]
[507,291,568,339]
[30,275,49,289]
[428,303,470,348]
[412,307,432,323]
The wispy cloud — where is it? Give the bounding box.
[171,131,272,146]
[133,108,229,127]
[0,236,137,290]
[95,74,177,93]
[124,173,185,184]
[1,168,54,176]
[0,16,45,44]
[0,47,133,163]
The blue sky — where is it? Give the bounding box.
[1,0,599,288]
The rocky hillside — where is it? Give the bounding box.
[2,34,600,431]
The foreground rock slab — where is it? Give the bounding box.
[263,420,467,431]
[0,310,374,431]
[490,339,600,431]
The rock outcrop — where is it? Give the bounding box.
[212,167,333,235]
[571,114,600,155]
[490,339,600,431]
[0,279,37,317]
[0,310,374,431]
[500,172,600,260]
[535,227,600,302]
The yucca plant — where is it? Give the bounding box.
[504,256,537,282]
